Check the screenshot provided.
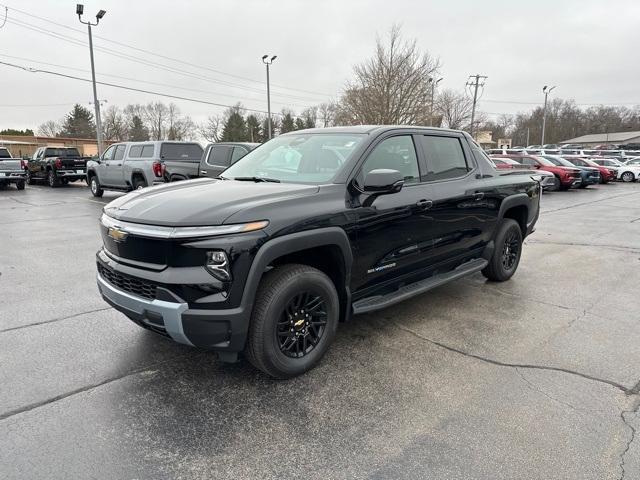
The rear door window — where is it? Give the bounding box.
[113,145,126,160]
[128,145,143,158]
[231,146,249,164]
[141,145,154,158]
[420,136,470,181]
[207,145,233,167]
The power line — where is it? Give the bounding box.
[0,60,292,117]
[0,2,335,99]
[0,52,316,110]
[5,16,326,106]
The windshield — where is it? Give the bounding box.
[0,148,11,158]
[533,156,555,166]
[222,134,365,184]
[543,155,574,167]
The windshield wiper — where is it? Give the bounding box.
[233,176,281,183]
[215,175,228,180]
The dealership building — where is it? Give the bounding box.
[560,130,640,147]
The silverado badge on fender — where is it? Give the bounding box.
[107,226,128,242]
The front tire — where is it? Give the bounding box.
[25,170,34,185]
[482,219,523,282]
[621,171,635,183]
[89,175,104,197]
[245,264,339,379]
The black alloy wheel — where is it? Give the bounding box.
[277,292,328,358]
[501,229,520,271]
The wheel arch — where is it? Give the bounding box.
[242,228,353,324]
[498,194,530,237]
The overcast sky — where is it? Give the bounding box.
[0,0,639,133]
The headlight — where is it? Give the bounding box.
[205,251,232,281]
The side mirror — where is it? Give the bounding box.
[363,169,404,194]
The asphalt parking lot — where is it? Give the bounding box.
[1,181,639,479]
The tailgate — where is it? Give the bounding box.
[0,160,23,172]
[59,157,88,170]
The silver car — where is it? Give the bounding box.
[86,141,202,197]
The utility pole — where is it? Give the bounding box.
[541,85,556,145]
[428,77,442,127]
[261,55,277,139]
[526,127,530,147]
[77,4,106,155]
[466,74,487,138]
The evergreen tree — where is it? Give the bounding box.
[294,118,305,131]
[246,114,262,142]
[280,112,296,134]
[59,104,96,138]
[128,115,150,141]
[0,128,34,136]
[221,107,247,141]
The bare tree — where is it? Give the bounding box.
[37,120,61,137]
[316,102,337,127]
[435,89,474,130]
[102,105,128,141]
[143,102,169,140]
[336,25,440,125]
[199,115,223,142]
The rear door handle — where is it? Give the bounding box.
[473,192,484,201]
[416,199,433,210]
[201,170,207,175]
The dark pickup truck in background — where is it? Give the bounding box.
[163,142,259,181]
[26,146,91,187]
[96,126,541,379]
[0,146,27,190]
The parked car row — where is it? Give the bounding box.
[488,150,638,192]
[0,141,260,195]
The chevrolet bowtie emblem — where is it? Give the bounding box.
[107,226,128,242]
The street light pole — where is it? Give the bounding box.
[429,77,442,127]
[541,85,556,146]
[262,55,277,139]
[77,4,106,155]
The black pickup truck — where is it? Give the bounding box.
[26,146,91,187]
[95,126,540,378]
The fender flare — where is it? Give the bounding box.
[237,227,354,332]
[498,193,530,221]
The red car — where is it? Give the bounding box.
[493,154,582,190]
[566,156,617,183]
[491,157,527,170]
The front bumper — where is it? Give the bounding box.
[96,249,252,352]
[97,273,192,345]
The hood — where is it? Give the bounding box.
[103,178,319,226]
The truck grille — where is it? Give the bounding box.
[97,263,157,300]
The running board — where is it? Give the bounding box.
[352,258,488,314]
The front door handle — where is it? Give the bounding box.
[416,199,433,210]
[201,170,207,175]
[473,192,484,201]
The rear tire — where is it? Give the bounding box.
[16,180,25,190]
[245,264,339,379]
[482,219,523,282]
[133,176,147,190]
[47,170,59,188]
[89,175,104,197]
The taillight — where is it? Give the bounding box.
[152,161,164,177]
[55,158,63,168]
[20,160,27,170]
